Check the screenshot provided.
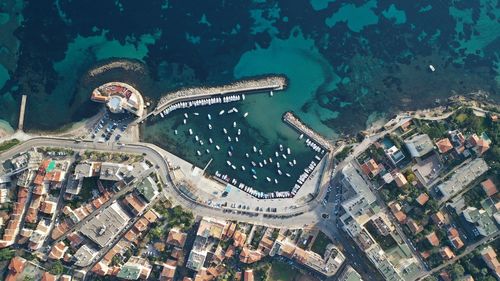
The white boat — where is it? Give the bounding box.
[189,129,193,135]
[252,175,257,179]
[233,108,239,113]
[184,113,188,118]
[174,130,178,135]
[245,153,249,158]
[274,179,278,184]
[287,148,291,155]
[258,149,263,155]
[231,165,236,170]
[299,133,304,139]
[228,108,235,114]
[237,129,241,135]
[293,159,297,165]
[227,136,231,142]
[263,159,267,165]
[286,173,291,177]
[228,151,232,157]
[241,166,246,171]
[253,146,257,152]
[219,110,225,115]
[216,145,221,150]
[278,169,282,175]
[258,162,263,167]
[183,119,187,124]
[244,112,249,117]
[233,121,237,128]
[223,128,227,134]
[275,151,279,157]
[251,161,256,166]
[206,149,210,154]
[235,137,239,142]
[269,158,273,163]
[270,91,274,97]
[194,112,199,116]
[199,140,204,145]
[226,160,232,166]
[282,154,287,159]
[160,112,164,118]
[208,124,212,130]
[277,162,280,168]
[196,150,201,156]
[209,138,213,144]
[279,144,283,151]
[207,114,212,120]
[195,135,199,141]
[266,177,271,182]
[429,64,436,72]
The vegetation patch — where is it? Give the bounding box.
[0,139,20,152]
[310,231,332,257]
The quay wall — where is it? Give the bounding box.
[282,111,333,152]
[151,75,287,116]
[18,95,27,131]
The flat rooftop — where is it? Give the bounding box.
[80,202,130,248]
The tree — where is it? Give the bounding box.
[422,276,438,281]
[450,264,465,280]
[0,248,14,261]
[49,260,64,275]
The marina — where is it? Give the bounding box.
[144,89,327,198]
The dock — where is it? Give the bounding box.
[283,111,333,152]
[17,95,27,131]
[136,75,287,123]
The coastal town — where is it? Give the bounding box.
[0,80,498,281]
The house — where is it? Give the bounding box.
[435,138,453,154]
[415,193,429,206]
[244,269,254,281]
[389,202,407,223]
[440,246,455,260]
[447,228,464,249]
[233,230,247,248]
[406,219,423,234]
[160,261,177,281]
[41,272,57,281]
[426,232,440,247]
[481,246,500,279]
[166,228,187,248]
[49,241,68,260]
[239,247,263,264]
[5,257,26,281]
[431,211,446,226]
[385,146,406,166]
[393,172,408,187]
[481,179,498,197]
[117,256,152,280]
[360,159,380,177]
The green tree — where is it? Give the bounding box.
[450,264,465,280]
[49,260,64,275]
[0,248,14,261]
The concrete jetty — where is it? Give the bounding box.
[17,95,27,131]
[137,75,287,123]
[283,111,333,152]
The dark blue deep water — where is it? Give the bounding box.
[0,0,499,191]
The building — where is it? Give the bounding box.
[338,265,364,281]
[385,146,405,166]
[440,246,455,260]
[448,228,464,249]
[243,269,254,281]
[80,202,130,248]
[117,256,152,280]
[167,228,187,248]
[415,193,429,206]
[431,211,445,226]
[99,162,133,182]
[462,207,498,237]
[5,257,26,281]
[481,179,498,197]
[49,241,68,260]
[435,138,453,154]
[360,159,381,177]
[404,134,434,158]
[393,172,407,188]
[196,217,227,239]
[160,261,177,281]
[91,82,144,117]
[481,246,500,279]
[186,249,208,271]
[74,245,98,267]
[136,176,159,203]
[437,158,488,201]
[426,232,439,247]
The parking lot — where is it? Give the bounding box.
[86,110,133,144]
